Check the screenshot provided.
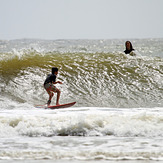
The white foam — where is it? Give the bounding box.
[0,107,163,137]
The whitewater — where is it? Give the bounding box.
[0,39,163,162]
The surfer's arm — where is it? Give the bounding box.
[129,51,136,56]
[130,50,141,56]
[53,81,63,84]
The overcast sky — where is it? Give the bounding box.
[0,0,163,40]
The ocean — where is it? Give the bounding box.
[0,38,163,162]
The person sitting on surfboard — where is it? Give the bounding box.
[124,41,136,56]
[44,67,62,106]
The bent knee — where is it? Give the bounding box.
[50,92,54,98]
[56,89,61,94]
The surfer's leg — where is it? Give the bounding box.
[47,92,54,105]
[44,83,54,106]
[55,88,61,105]
[51,85,61,105]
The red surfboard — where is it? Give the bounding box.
[35,102,76,109]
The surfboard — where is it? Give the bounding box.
[35,101,76,109]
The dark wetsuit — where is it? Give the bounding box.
[44,74,56,85]
[124,49,134,54]
[44,74,57,92]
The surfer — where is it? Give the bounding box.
[124,41,136,56]
[44,67,62,106]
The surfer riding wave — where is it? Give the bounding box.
[44,67,62,106]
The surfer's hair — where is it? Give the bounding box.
[52,67,58,74]
[125,41,134,51]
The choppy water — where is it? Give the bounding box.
[0,39,163,162]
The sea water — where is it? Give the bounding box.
[0,39,163,162]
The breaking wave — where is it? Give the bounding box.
[0,49,162,108]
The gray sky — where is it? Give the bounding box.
[0,0,163,40]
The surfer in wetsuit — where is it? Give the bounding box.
[124,41,136,56]
[44,67,62,106]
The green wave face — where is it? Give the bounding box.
[0,50,163,108]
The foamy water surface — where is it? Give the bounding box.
[0,39,163,162]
